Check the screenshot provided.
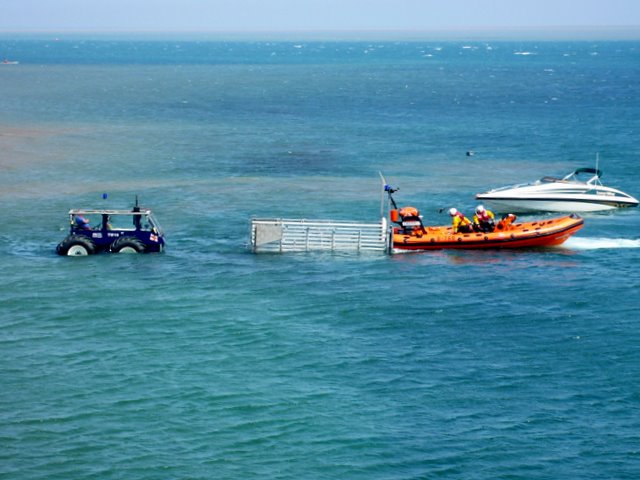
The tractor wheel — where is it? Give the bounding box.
[56,235,97,256]
[111,237,146,253]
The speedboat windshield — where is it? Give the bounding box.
[561,167,602,185]
[537,176,561,184]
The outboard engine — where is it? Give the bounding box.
[396,206,423,234]
[385,183,425,235]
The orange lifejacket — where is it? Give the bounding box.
[496,213,517,231]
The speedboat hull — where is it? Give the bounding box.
[392,214,584,251]
[476,167,638,213]
[475,194,638,213]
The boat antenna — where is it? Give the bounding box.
[379,172,399,216]
[379,172,386,219]
[379,172,399,211]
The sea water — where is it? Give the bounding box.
[1,36,639,480]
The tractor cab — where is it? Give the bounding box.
[57,204,165,256]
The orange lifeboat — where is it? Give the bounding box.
[391,214,584,250]
[383,181,584,251]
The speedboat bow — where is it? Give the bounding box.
[476,167,638,213]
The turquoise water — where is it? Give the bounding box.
[1,37,640,479]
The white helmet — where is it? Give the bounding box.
[448,208,457,216]
[476,205,485,214]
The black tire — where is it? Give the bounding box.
[56,235,97,256]
[110,237,146,253]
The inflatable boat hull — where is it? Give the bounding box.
[392,214,584,251]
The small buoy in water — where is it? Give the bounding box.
[466,150,475,157]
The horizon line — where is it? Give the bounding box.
[1,25,639,40]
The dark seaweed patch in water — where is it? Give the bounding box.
[240,149,344,176]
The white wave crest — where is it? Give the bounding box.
[562,237,640,250]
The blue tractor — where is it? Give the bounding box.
[56,202,165,256]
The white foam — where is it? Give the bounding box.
[562,237,640,250]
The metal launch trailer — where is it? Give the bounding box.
[249,174,398,254]
[249,217,390,253]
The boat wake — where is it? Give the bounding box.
[562,237,640,250]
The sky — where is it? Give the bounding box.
[1,0,639,33]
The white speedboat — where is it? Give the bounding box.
[476,167,639,213]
